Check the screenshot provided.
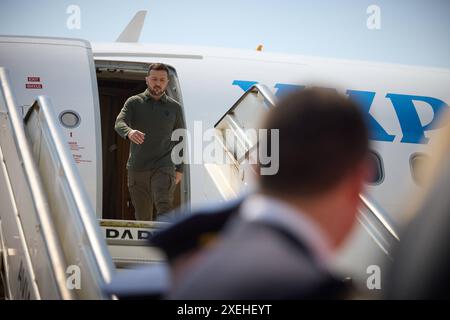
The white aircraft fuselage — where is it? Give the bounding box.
[92,41,450,221]
[1,36,449,223]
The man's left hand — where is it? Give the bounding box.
[175,172,183,184]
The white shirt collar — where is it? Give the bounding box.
[239,193,333,268]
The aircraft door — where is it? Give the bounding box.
[0,36,102,216]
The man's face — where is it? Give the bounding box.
[146,69,169,97]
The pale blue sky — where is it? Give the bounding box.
[1,0,449,67]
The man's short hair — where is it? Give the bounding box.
[147,63,170,76]
[259,87,369,197]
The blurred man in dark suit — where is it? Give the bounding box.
[156,87,371,299]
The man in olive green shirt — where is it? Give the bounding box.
[115,63,184,221]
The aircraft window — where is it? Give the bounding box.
[59,110,81,128]
[410,153,428,186]
[367,150,384,185]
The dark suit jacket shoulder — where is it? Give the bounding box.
[170,216,347,299]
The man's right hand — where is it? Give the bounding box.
[128,130,146,144]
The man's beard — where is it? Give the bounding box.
[149,86,165,97]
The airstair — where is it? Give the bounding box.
[0,68,115,299]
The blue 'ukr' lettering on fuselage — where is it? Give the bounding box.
[232,80,449,145]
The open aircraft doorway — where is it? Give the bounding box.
[95,61,190,221]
